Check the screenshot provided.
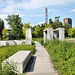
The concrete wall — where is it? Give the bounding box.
[14,40,22,45]
[44,28,65,42]
[47,28,53,41]
[44,28,53,42]
[6,41,16,46]
[53,31,58,39]
[26,28,32,45]
[0,41,7,46]
[44,31,47,42]
[59,28,65,41]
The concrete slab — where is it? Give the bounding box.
[2,51,31,74]
[6,41,16,46]
[0,40,23,47]
[0,41,7,46]
[14,40,22,45]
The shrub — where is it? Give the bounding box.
[43,39,75,75]
[68,28,75,37]
[1,61,17,75]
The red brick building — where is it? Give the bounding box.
[63,18,72,27]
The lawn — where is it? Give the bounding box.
[0,44,35,74]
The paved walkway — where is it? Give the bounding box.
[26,41,58,75]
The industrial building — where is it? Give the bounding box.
[63,18,72,27]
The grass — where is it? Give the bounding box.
[65,37,75,39]
[33,38,75,75]
[43,39,75,75]
[0,44,35,75]
[33,38,43,44]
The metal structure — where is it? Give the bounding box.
[45,8,48,25]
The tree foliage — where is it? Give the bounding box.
[22,23,31,37]
[64,23,72,37]
[2,28,8,39]
[51,22,63,29]
[49,18,53,24]
[32,19,64,38]
[48,19,63,29]
[6,14,23,39]
[68,28,75,37]
[33,25,41,37]
[0,18,4,39]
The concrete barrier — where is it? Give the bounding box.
[2,51,31,74]
[0,41,7,46]
[22,40,26,45]
[6,41,16,46]
[0,40,26,47]
[14,40,22,45]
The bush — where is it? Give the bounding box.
[68,28,75,37]
[43,39,75,75]
[1,61,17,75]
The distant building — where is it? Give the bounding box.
[55,16,60,23]
[64,18,72,27]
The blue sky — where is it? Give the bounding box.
[0,0,75,29]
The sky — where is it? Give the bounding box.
[0,0,75,29]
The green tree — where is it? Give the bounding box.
[68,28,75,37]
[22,23,31,37]
[49,18,53,24]
[64,23,72,37]
[40,24,45,37]
[33,25,41,37]
[0,18,4,39]
[2,28,9,39]
[6,14,23,39]
[44,23,47,29]
[47,24,52,28]
[51,22,63,29]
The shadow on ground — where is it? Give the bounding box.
[24,56,37,73]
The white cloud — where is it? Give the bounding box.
[1,0,75,11]
[0,0,75,15]
[71,9,75,12]
[30,24,36,27]
[0,0,75,28]
[13,0,75,10]
[0,14,9,29]
[0,14,7,19]
[28,14,44,17]
[38,21,45,25]
[0,5,25,16]
[48,9,58,12]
